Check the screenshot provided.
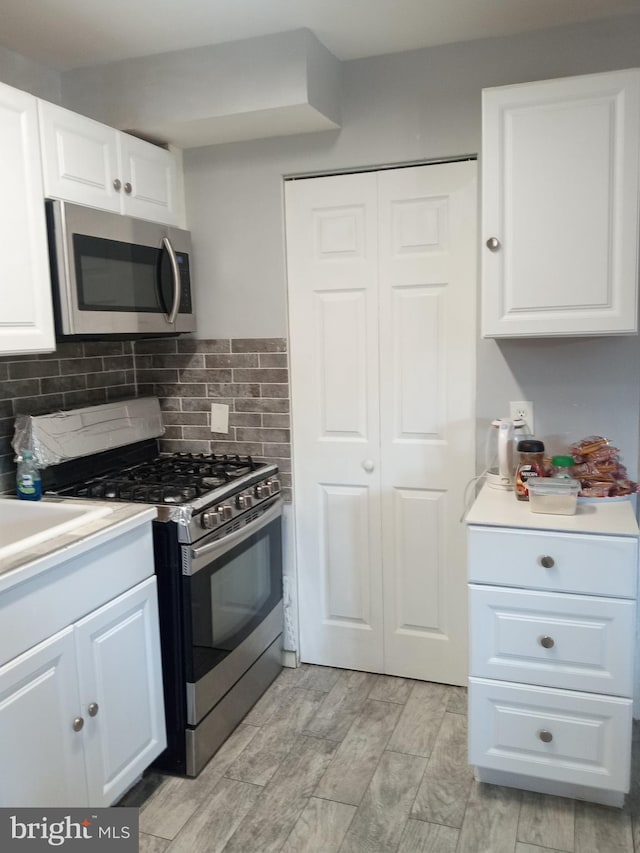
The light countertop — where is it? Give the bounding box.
[466,483,639,537]
[0,499,157,594]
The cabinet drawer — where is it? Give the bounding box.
[0,524,154,667]
[468,526,637,598]
[469,585,635,695]
[468,677,632,793]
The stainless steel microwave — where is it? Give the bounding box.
[46,199,196,338]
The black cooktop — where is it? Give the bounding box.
[48,451,267,506]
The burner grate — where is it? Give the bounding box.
[48,451,269,507]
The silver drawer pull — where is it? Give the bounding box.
[539,636,555,649]
[539,555,555,569]
[538,730,553,743]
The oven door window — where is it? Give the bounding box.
[186,515,282,682]
[73,233,175,313]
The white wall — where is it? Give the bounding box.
[184,13,640,473]
[0,45,60,102]
[62,30,341,148]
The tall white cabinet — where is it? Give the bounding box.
[0,82,55,354]
[482,68,640,338]
[466,487,639,807]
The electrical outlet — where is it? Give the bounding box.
[210,403,229,434]
[509,400,534,433]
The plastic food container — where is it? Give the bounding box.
[528,477,580,515]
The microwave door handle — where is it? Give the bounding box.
[162,236,181,324]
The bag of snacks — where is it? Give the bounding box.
[568,436,639,497]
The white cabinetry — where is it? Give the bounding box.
[482,68,640,338]
[0,628,86,807]
[0,82,55,355]
[466,487,638,806]
[39,100,180,226]
[0,518,166,808]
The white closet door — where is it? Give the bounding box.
[286,172,384,671]
[378,162,476,684]
[286,162,476,680]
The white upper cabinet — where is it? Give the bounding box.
[38,100,181,226]
[0,83,55,355]
[118,132,178,224]
[482,69,640,338]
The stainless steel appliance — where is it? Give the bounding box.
[45,200,195,339]
[23,398,282,777]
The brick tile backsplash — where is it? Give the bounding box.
[139,338,291,501]
[0,341,137,493]
[0,337,292,500]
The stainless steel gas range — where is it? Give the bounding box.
[14,397,284,776]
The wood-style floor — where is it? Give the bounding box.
[120,664,640,853]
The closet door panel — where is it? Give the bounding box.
[286,162,477,680]
[286,173,383,672]
[378,162,477,684]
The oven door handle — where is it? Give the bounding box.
[187,498,282,575]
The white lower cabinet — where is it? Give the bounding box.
[75,576,166,807]
[0,523,166,808]
[0,577,164,808]
[0,577,164,807]
[0,628,86,807]
[469,678,632,795]
[466,486,639,806]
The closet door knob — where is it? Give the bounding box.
[72,716,84,732]
[113,178,122,191]
[486,237,501,251]
[362,460,375,473]
[124,182,132,194]
[88,702,99,717]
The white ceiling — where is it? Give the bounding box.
[3,0,640,71]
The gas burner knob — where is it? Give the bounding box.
[218,504,233,521]
[255,482,271,499]
[236,492,253,509]
[267,479,281,494]
[201,510,220,529]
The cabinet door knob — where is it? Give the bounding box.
[538,730,553,743]
[113,178,122,191]
[72,716,84,732]
[486,237,501,252]
[539,555,555,568]
[124,182,132,194]
[88,702,99,717]
[539,635,555,649]
[362,459,375,473]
